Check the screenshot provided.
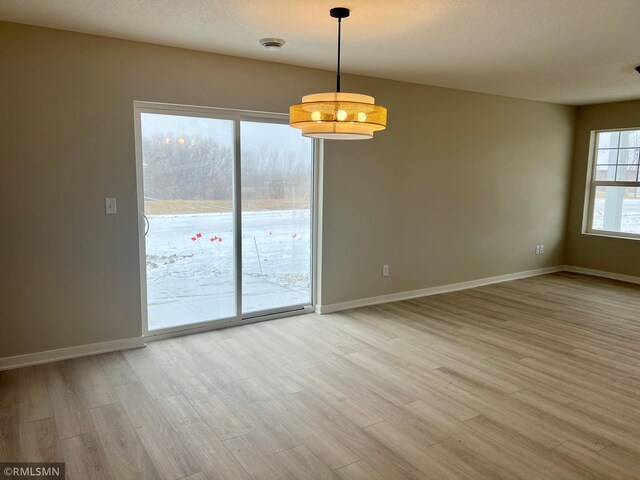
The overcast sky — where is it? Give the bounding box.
[141,112,311,155]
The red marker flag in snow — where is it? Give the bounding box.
[196,233,202,238]
[191,237,197,241]
[218,237,222,243]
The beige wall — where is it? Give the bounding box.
[321,81,576,304]
[565,100,640,275]
[0,22,575,359]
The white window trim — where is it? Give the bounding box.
[583,127,640,241]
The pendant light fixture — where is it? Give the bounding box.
[290,7,387,140]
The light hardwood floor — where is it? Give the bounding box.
[2,272,640,479]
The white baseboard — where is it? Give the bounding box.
[563,265,640,285]
[317,266,565,314]
[2,264,637,370]
[0,336,146,371]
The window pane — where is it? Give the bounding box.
[240,121,313,314]
[596,149,618,165]
[597,131,620,149]
[592,186,640,234]
[595,165,617,181]
[620,130,640,148]
[616,165,638,182]
[141,113,236,330]
[617,148,639,165]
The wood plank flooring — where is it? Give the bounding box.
[1,272,640,479]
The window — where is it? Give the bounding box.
[585,129,640,239]
[134,102,317,334]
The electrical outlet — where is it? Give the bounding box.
[382,265,390,277]
[539,244,544,254]
[535,245,540,255]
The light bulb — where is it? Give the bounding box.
[357,112,367,122]
[311,111,321,121]
[164,137,171,144]
[177,137,186,145]
[336,109,348,121]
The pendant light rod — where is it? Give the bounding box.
[337,16,341,92]
[330,7,350,93]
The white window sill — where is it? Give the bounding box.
[583,230,640,241]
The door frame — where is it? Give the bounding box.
[133,101,319,338]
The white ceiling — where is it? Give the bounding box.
[2,0,640,105]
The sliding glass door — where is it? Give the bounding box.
[241,120,314,315]
[135,103,315,334]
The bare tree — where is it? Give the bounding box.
[142,134,311,202]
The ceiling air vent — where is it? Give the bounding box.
[260,38,286,50]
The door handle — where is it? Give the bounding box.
[143,214,150,237]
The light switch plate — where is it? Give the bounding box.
[105,197,117,214]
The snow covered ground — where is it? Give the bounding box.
[145,209,311,330]
[592,197,640,234]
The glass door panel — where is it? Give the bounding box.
[140,112,236,330]
[240,121,314,314]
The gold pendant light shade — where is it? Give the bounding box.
[290,92,387,140]
[289,7,388,140]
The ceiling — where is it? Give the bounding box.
[2,0,640,105]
